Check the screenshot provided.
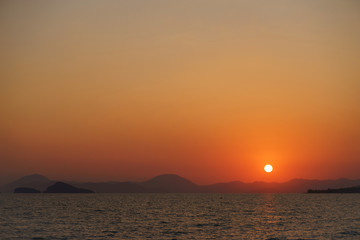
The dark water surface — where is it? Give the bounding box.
[0,193,359,239]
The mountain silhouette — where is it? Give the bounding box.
[141,174,199,193]
[44,182,94,193]
[0,174,53,193]
[2,174,360,193]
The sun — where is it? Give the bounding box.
[264,164,273,173]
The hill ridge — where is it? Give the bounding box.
[2,174,360,193]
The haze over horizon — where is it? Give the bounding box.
[1,0,360,185]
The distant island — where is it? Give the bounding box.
[308,186,360,193]
[2,174,360,194]
[13,182,94,194]
[14,187,41,193]
[44,182,94,193]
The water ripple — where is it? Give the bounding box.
[0,193,359,239]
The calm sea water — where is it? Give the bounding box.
[0,194,359,239]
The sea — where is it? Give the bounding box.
[0,193,359,239]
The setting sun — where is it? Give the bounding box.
[264,165,273,173]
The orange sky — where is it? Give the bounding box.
[1,1,360,184]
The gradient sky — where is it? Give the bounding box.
[1,0,360,184]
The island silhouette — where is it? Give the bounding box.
[308,186,360,193]
[14,187,41,193]
[2,174,360,194]
[14,182,94,193]
[44,182,94,193]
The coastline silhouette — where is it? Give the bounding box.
[3,174,360,194]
